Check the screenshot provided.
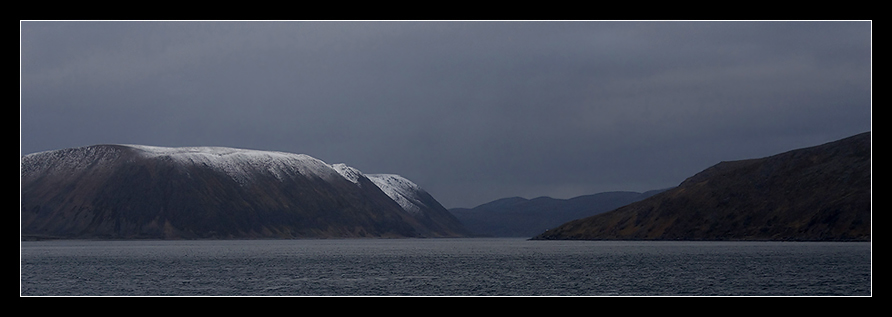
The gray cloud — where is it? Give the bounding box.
[20,21,871,208]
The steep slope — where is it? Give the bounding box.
[366,174,471,237]
[533,132,871,241]
[449,190,667,237]
[20,144,468,239]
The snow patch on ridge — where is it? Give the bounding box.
[21,145,125,180]
[125,145,342,186]
[366,174,428,214]
[331,163,364,185]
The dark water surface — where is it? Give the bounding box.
[20,238,871,296]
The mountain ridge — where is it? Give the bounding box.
[449,189,668,237]
[532,132,871,241]
[21,144,470,240]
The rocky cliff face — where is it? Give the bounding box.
[533,132,871,241]
[20,145,469,239]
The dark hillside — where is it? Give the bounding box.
[533,132,871,241]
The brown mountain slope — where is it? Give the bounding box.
[533,132,871,241]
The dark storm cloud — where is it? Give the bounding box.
[20,21,871,208]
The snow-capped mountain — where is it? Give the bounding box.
[20,144,469,239]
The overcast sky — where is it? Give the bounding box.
[20,21,871,208]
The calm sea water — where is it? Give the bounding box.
[20,238,871,296]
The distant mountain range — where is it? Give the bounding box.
[20,145,470,239]
[533,132,871,241]
[449,190,667,237]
